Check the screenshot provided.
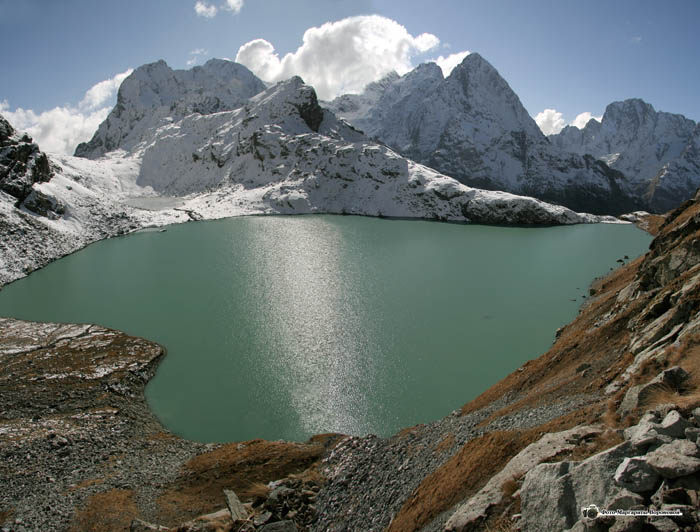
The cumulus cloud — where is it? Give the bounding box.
[0,68,133,155]
[535,109,566,135]
[534,108,603,135]
[571,111,602,129]
[194,1,217,18]
[235,15,441,100]
[431,51,470,77]
[187,48,209,66]
[223,0,243,14]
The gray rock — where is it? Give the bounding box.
[692,407,700,425]
[659,410,690,438]
[130,519,168,531]
[608,516,645,532]
[224,489,247,520]
[646,439,700,478]
[607,489,646,509]
[614,457,660,492]
[623,416,672,448]
[254,511,273,526]
[648,517,679,531]
[260,521,297,532]
[685,426,700,442]
[654,366,690,389]
[618,368,689,417]
[521,442,635,532]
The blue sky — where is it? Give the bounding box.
[1,0,699,152]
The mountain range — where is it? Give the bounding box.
[2,57,607,287]
[327,53,700,215]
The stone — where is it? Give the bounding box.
[608,516,645,532]
[259,521,297,532]
[614,457,660,492]
[685,426,700,442]
[648,517,679,531]
[520,442,635,532]
[654,366,690,389]
[623,417,673,449]
[646,440,700,478]
[618,368,689,417]
[224,489,247,520]
[692,407,700,425]
[253,511,272,526]
[659,410,690,438]
[446,425,603,531]
[607,489,646,509]
[130,519,168,531]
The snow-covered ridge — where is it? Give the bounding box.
[550,98,700,212]
[74,59,266,159]
[1,60,616,287]
[325,53,641,216]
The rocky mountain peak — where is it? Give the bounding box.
[0,113,54,211]
[75,58,266,159]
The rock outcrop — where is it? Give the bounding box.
[74,59,266,159]
[551,99,700,213]
[326,53,642,215]
[0,115,56,213]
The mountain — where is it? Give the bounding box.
[550,99,700,212]
[1,60,610,286]
[75,59,267,158]
[326,53,642,215]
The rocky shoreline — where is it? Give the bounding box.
[1,192,699,532]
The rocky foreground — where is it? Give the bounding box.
[1,192,700,531]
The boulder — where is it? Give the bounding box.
[646,439,700,478]
[623,414,673,448]
[259,521,297,532]
[130,519,168,531]
[614,457,660,492]
[659,410,690,438]
[685,426,700,442]
[445,425,602,530]
[521,442,636,531]
[618,367,689,417]
[224,489,247,520]
[608,516,646,532]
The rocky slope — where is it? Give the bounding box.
[551,99,700,213]
[309,191,700,531]
[326,53,642,215]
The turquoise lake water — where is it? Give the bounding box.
[0,215,651,442]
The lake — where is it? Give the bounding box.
[0,215,651,442]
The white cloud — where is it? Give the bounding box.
[571,111,602,129]
[194,1,217,18]
[534,108,603,135]
[431,51,470,77]
[187,48,209,66]
[630,35,642,44]
[223,0,243,14]
[0,68,132,155]
[79,69,133,111]
[535,108,567,135]
[235,15,441,100]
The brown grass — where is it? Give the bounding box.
[434,432,455,454]
[156,439,323,527]
[386,430,540,532]
[641,341,700,411]
[70,489,139,532]
[501,477,519,498]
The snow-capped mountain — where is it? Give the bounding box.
[550,99,700,212]
[326,53,646,215]
[75,59,266,158]
[1,59,615,286]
